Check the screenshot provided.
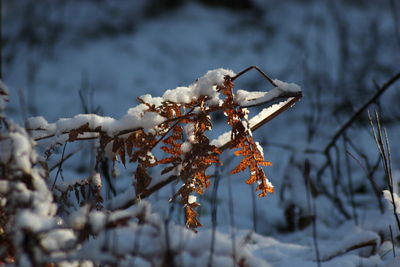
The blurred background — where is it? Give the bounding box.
[3,0,400,238]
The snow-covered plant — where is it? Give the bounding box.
[0,67,302,265]
[28,67,301,230]
[0,121,57,264]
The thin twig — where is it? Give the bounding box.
[324,71,400,154]
[231,65,277,87]
[343,136,358,224]
[321,238,377,262]
[227,171,237,266]
[51,143,67,191]
[303,159,321,267]
[49,148,82,172]
[369,110,400,231]
[208,166,220,267]
[346,150,384,214]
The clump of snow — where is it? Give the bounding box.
[162,68,234,105]
[91,172,102,187]
[40,229,76,252]
[255,142,264,156]
[181,141,192,153]
[26,116,52,130]
[210,131,231,147]
[0,124,36,174]
[89,211,107,233]
[249,100,291,127]
[383,190,400,214]
[17,210,57,232]
[68,205,90,230]
[235,81,301,108]
[188,195,197,204]
[163,86,194,104]
[55,113,116,136]
[210,99,291,148]
[9,132,34,173]
[235,90,266,105]
[273,79,301,93]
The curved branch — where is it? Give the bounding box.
[323,71,400,154]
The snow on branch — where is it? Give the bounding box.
[1,66,302,265]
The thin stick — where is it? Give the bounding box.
[208,166,220,267]
[369,111,400,231]
[321,238,377,262]
[51,142,67,191]
[303,159,321,267]
[49,148,82,172]
[343,137,358,224]
[346,150,384,214]
[231,65,277,87]
[227,172,237,266]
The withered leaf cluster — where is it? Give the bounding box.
[44,67,302,231]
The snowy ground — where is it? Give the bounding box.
[2,0,400,266]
